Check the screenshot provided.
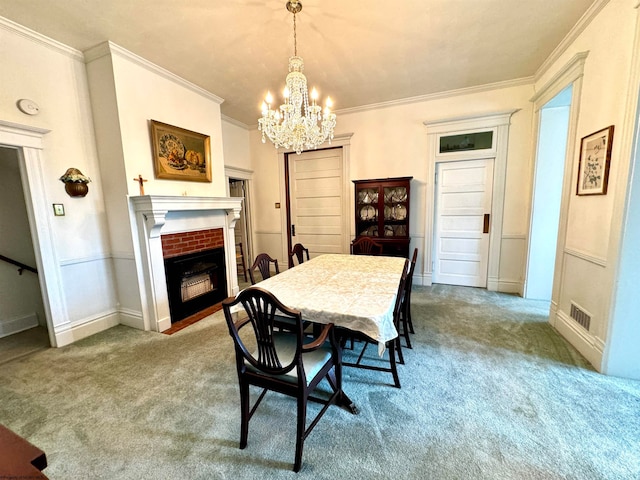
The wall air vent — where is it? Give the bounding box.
[570,302,591,331]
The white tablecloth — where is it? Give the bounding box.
[247,254,406,355]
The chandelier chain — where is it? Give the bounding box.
[293,9,297,56]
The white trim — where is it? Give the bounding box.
[119,308,144,330]
[83,41,225,104]
[337,78,533,117]
[502,234,526,240]
[535,1,609,81]
[424,111,517,292]
[554,309,604,371]
[129,195,242,332]
[563,247,607,267]
[525,53,585,306]
[224,165,253,180]
[54,310,120,348]
[222,115,249,129]
[59,253,112,267]
[0,120,67,348]
[531,52,589,106]
[497,279,523,294]
[0,16,83,60]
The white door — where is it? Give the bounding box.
[288,149,345,257]
[433,158,494,287]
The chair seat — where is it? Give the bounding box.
[246,332,332,385]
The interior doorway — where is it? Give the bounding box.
[228,178,252,285]
[0,146,49,359]
[525,86,572,300]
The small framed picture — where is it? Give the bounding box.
[576,125,614,196]
[150,120,212,182]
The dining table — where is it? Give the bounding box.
[249,253,405,352]
[244,253,407,411]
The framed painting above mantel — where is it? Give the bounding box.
[150,120,212,182]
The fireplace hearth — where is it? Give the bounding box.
[164,248,227,323]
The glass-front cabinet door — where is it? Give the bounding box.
[353,176,412,257]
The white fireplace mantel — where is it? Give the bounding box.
[129,195,243,332]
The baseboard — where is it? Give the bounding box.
[54,310,120,347]
[0,312,39,339]
[416,273,432,286]
[119,308,144,330]
[554,309,603,371]
[157,316,171,333]
[497,279,523,295]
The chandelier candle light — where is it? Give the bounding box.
[258,0,336,155]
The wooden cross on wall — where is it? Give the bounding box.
[133,175,148,196]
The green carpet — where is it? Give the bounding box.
[1,285,638,479]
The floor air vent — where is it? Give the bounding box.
[570,302,591,331]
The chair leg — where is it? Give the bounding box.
[239,381,250,449]
[388,341,401,388]
[408,307,414,334]
[396,336,404,365]
[403,315,412,349]
[294,394,307,472]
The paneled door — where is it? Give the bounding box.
[433,158,494,287]
[288,148,346,258]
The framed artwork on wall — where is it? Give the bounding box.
[150,120,212,182]
[576,125,614,196]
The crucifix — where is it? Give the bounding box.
[133,175,148,196]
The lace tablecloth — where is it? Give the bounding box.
[249,254,406,355]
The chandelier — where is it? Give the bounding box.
[258,0,336,155]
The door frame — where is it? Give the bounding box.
[277,133,353,264]
[526,52,586,318]
[0,120,66,347]
[424,110,518,291]
[225,166,254,284]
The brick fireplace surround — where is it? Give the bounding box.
[130,195,243,333]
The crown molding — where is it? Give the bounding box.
[221,115,249,130]
[0,16,83,60]
[334,77,534,117]
[535,0,610,80]
[83,41,225,105]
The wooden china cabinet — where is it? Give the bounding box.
[352,176,412,258]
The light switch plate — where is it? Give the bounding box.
[53,204,65,216]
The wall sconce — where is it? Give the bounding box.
[60,168,91,197]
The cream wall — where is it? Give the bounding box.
[532,0,639,374]
[85,42,227,331]
[249,83,535,287]
[0,19,118,346]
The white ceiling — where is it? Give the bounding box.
[0,0,595,125]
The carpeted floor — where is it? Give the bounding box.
[0,285,638,479]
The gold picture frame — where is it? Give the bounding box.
[150,120,212,182]
[576,125,614,196]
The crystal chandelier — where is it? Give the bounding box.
[258,0,336,155]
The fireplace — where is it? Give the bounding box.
[164,248,227,323]
[129,195,243,333]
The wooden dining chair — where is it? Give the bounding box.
[288,243,310,267]
[399,248,418,349]
[248,253,279,285]
[350,236,384,255]
[341,258,409,388]
[222,287,344,472]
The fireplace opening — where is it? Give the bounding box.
[164,247,227,323]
